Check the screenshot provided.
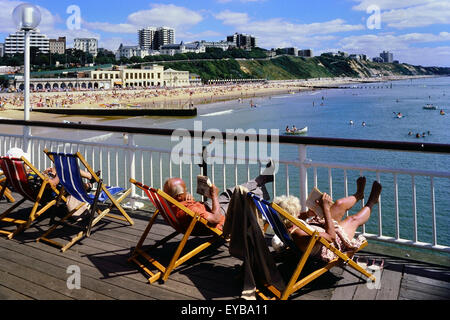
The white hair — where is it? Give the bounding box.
[6,147,30,161]
[273,195,301,228]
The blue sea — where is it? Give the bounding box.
[16,76,450,252]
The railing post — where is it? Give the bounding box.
[128,133,136,209]
[298,144,308,211]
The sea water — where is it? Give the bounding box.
[16,76,450,249]
[104,76,449,249]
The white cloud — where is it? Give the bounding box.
[0,0,58,34]
[351,0,434,11]
[214,10,363,48]
[214,10,250,25]
[126,4,203,29]
[352,0,450,29]
[338,32,450,66]
[381,1,450,28]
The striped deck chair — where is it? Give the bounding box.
[128,178,223,284]
[0,156,62,239]
[248,192,376,300]
[37,149,133,252]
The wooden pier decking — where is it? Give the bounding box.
[0,195,449,302]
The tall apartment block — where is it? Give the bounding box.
[380,51,393,63]
[226,33,256,50]
[74,38,98,57]
[138,27,175,50]
[4,30,49,55]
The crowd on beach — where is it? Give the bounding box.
[0,81,313,110]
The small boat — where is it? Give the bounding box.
[423,104,437,110]
[285,126,308,135]
[440,109,446,115]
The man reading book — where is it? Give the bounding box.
[163,161,274,232]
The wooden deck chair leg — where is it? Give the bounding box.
[0,180,15,203]
[102,188,133,224]
[281,232,320,300]
[5,182,57,239]
[161,216,199,282]
[8,199,58,239]
[61,231,85,252]
[28,180,49,221]
[37,201,87,250]
[173,235,219,271]
[0,198,26,221]
[129,210,160,259]
[92,188,132,227]
[86,180,103,237]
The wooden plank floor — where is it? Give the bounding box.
[0,195,449,301]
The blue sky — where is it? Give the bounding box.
[1,0,449,66]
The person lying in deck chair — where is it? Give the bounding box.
[273,177,382,262]
[43,165,101,221]
[163,161,275,232]
[4,148,53,200]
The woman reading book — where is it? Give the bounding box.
[273,177,382,262]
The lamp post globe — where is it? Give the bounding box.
[12,3,41,30]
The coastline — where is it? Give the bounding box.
[0,74,439,133]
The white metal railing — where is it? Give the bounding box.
[1,127,449,254]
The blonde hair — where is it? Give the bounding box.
[273,195,301,228]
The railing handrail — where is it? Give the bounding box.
[1,119,450,154]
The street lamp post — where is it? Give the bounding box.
[13,3,41,154]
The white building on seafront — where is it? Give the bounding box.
[116,44,148,60]
[160,41,206,56]
[74,38,98,57]
[14,65,191,90]
[4,30,49,54]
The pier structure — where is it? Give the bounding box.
[0,120,449,300]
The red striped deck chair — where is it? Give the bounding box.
[37,149,134,252]
[248,192,376,300]
[0,156,62,239]
[129,178,223,284]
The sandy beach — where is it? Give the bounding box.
[0,75,435,130]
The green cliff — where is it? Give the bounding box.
[162,55,450,81]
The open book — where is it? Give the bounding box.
[196,175,212,198]
[306,187,334,218]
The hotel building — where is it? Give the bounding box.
[226,33,256,50]
[74,38,98,57]
[138,27,175,50]
[4,30,49,55]
[49,37,66,55]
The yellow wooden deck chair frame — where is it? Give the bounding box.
[36,149,133,252]
[249,192,376,300]
[129,179,223,284]
[0,172,15,203]
[0,156,64,239]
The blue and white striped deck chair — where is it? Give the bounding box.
[38,149,133,252]
[248,192,374,300]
